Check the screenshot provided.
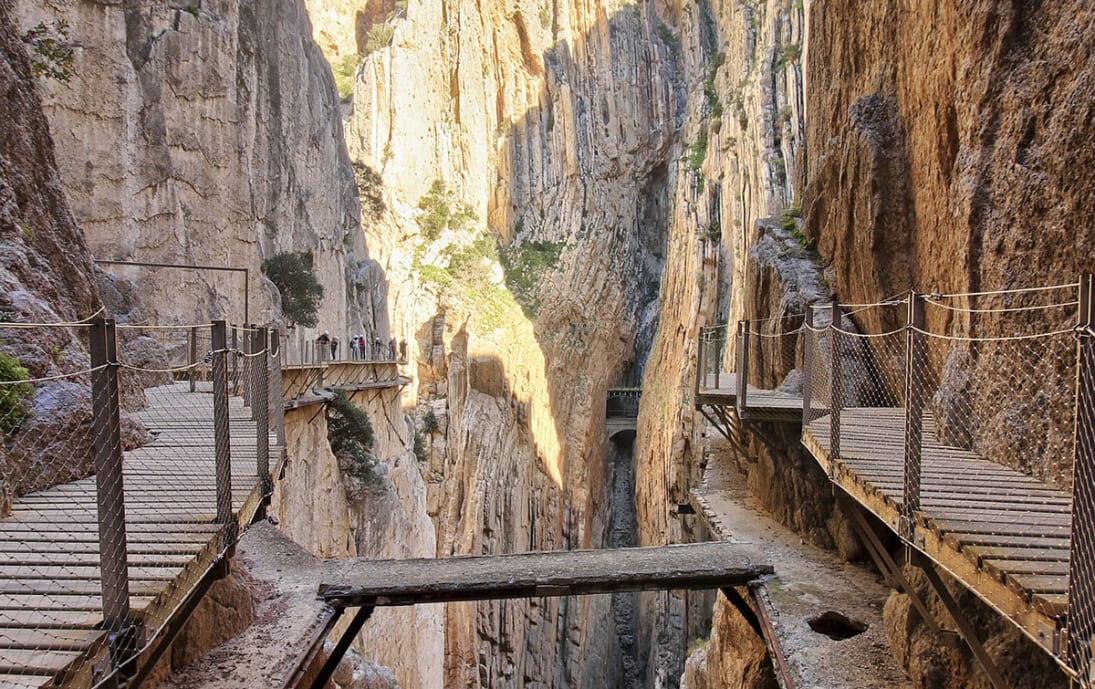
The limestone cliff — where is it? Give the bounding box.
[319,0,685,684]
[14,0,382,336]
[272,384,442,689]
[0,3,103,514]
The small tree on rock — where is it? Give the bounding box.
[261,251,324,328]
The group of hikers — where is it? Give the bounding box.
[314,331,407,363]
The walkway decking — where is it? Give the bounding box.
[282,361,409,408]
[695,372,803,422]
[0,382,278,689]
[801,408,1070,652]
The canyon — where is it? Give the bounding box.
[2,0,1093,688]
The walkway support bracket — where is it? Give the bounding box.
[914,555,1014,689]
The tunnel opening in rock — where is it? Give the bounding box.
[807,611,868,640]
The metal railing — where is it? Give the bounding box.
[696,279,1095,681]
[0,317,280,687]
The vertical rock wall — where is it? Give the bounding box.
[14,0,379,334]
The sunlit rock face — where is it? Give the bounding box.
[319,0,685,684]
[14,0,380,335]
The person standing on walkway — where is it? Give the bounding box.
[316,331,331,363]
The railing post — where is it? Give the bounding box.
[231,325,239,396]
[737,320,749,418]
[829,303,843,475]
[270,329,286,447]
[244,325,255,414]
[255,328,271,491]
[188,326,198,393]
[1068,274,1095,677]
[211,321,233,524]
[802,306,814,427]
[696,326,705,397]
[903,292,926,541]
[89,318,133,660]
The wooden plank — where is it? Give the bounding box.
[982,559,1070,583]
[1007,573,1069,596]
[943,531,1071,551]
[963,545,1071,565]
[0,564,181,582]
[0,673,56,688]
[0,648,84,674]
[927,517,1070,539]
[0,628,103,651]
[0,579,164,597]
[321,541,774,607]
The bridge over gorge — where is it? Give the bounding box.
[696,277,1095,687]
[605,388,640,440]
[0,318,408,688]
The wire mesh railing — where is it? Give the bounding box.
[0,317,280,687]
[696,280,1095,678]
[285,335,407,366]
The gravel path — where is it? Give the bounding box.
[692,453,912,689]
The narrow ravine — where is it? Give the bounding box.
[609,438,643,688]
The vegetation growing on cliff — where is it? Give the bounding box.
[261,252,324,328]
[331,53,360,102]
[0,353,32,436]
[326,391,381,487]
[21,20,74,83]
[352,161,386,222]
[499,240,565,317]
[416,181,477,241]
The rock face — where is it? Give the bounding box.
[271,385,442,689]
[0,4,104,515]
[13,0,381,336]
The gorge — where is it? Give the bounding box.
[1,0,1094,688]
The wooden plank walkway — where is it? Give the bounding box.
[695,372,803,422]
[319,539,773,607]
[0,382,278,689]
[801,407,1071,654]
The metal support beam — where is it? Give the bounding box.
[188,326,198,393]
[308,604,375,689]
[916,557,1014,689]
[843,499,943,636]
[721,586,762,637]
[903,292,926,540]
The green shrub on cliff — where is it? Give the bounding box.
[331,53,360,102]
[261,252,324,328]
[0,353,33,436]
[416,181,477,241]
[326,391,381,486]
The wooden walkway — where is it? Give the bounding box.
[695,372,803,422]
[0,382,278,689]
[281,361,409,408]
[801,408,1070,655]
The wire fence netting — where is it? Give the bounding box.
[706,284,1092,678]
[0,319,276,687]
